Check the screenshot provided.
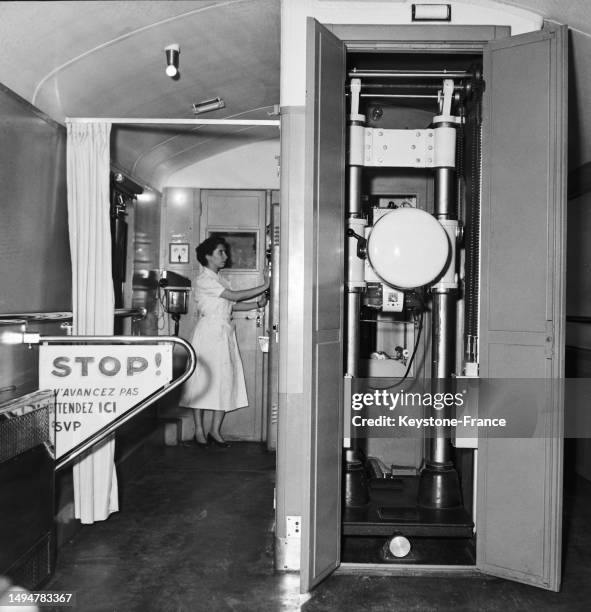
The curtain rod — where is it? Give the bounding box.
[65,118,280,127]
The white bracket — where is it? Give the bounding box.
[453,376,479,449]
[350,125,457,169]
[432,219,460,291]
[349,78,364,121]
[438,78,455,117]
[366,128,435,167]
[347,217,367,288]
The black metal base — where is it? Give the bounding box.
[341,534,476,565]
[417,463,463,509]
[342,476,473,538]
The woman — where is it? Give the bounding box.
[179,235,269,447]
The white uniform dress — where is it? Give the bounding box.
[179,267,248,412]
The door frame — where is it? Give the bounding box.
[199,188,268,441]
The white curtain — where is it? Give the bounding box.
[66,121,119,524]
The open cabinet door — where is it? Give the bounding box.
[477,25,567,591]
[300,18,346,593]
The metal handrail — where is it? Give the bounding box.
[32,334,196,470]
[0,308,147,326]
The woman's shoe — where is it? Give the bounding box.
[207,433,231,448]
[181,437,209,448]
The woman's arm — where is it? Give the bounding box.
[232,293,267,312]
[232,301,258,311]
[220,274,269,302]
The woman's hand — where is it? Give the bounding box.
[221,266,270,303]
[257,293,268,309]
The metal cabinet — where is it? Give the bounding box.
[294,19,566,593]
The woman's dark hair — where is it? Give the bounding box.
[196,235,228,266]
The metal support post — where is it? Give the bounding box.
[418,121,462,509]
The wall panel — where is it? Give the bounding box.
[0,84,70,400]
[0,84,70,313]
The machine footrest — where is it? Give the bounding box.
[342,476,474,538]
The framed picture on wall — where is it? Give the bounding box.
[169,242,190,264]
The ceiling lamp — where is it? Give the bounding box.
[164,44,180,78]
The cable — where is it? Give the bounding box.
[366,300,425,391]
[157,285,168,333]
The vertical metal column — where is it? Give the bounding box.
[345,81,366,384]
[346,163,363,378]
[343,88,370,505]
[430,167,456,466]
[418,129,462,509]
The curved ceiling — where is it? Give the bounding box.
[0,0,589,188]
[0,0,280,189]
